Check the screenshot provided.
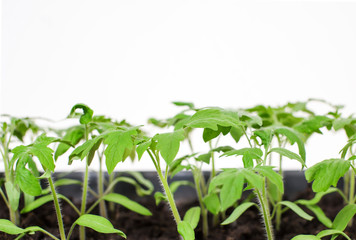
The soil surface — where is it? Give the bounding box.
[1,185,355,240]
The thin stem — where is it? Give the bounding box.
[66,223,77,240]
[79,163,89,240]
[348,167,355,227]
[256,182,274,240]
[147,149,181,224]
[48,177,66,240]
[157,167,181,224]
[86,197,102,214]
[0,188,9,207]
[193,168,208,239]
[209,141,219,227]
[33,228,61,240]
[275,138,285,232]
[209,141,216,180]
[97,150,107,218]
[60,195,81,216]
[242,127,253,148]
[79,124,89,240]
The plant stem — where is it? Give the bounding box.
[275,141,284,232]
[256,181,274,240]
[108,172,116,213]
[97,151,107,218]
[348,167,355,227]
[48,176,66,240]
[79,124,89,240]
[157,167,181,224]
[193,168,208,239]
[79,163,89,240]
[2,136,19,225]
[147,150,181,224]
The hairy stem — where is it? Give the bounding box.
[256,182,274,240]
[147,150,181,224]
[48,176,66,240]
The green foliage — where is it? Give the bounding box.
[74,214,126,238]
[153,129,185,164]
[68,104,94,125]
[276,201,313,221]
[222,202,258,225]
[103,128,138,174]
[185,108,242,131]
[102,193,152,216]
[183,207,201,229]
[177,221,195,240]
[305,159,351,192]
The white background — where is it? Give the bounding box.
[1,1,356,171]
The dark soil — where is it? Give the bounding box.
[1,185,355,240]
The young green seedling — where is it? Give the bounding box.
[136,129,203,240]
[0,116,43,225]
[65,104,152,240]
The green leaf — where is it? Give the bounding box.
[253,129,273,147]
[305,205,332,228]
[5,182,20,211]
[332,204,356,231]
[221,202,258,225]
[177,221,195,240]
[104,129,137,174]
[126,171,154,196]
[203,192,221,215]
[230,126,244,143]
[154,192,167,205]
[103,193,152,216]
[153,129,185,164]
[195,153,211,164]
[185,108,241,131]
[29,144,55,172]
[278,201,313,221]
[55,178,83,187]
[74,214,126,238]
[317,229,351,240]
[33,134,59,146]
[274,127,306,161]
[333,118,353,131]
[183,206,201,229]
[15,165,42,196]
[55,127,84,160]
[241,168,264,191]
[221,148,263,168]
[0,219,25,235]
[222,148,263,158]
[255,166,284,194]
[170,180,195,194]
[294,115,332,134]
[87,138,103,166]
[296,188,338,206]
[172,101,195,109]
[305,159,351,192]
[291,235,320,240]
[136,139,152,160]
[268,148,305,168]
[68,135,103,164]
[21,194,53,214]
[220,174,244,211]
[68,104,94,125]
[203,127,221,142]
